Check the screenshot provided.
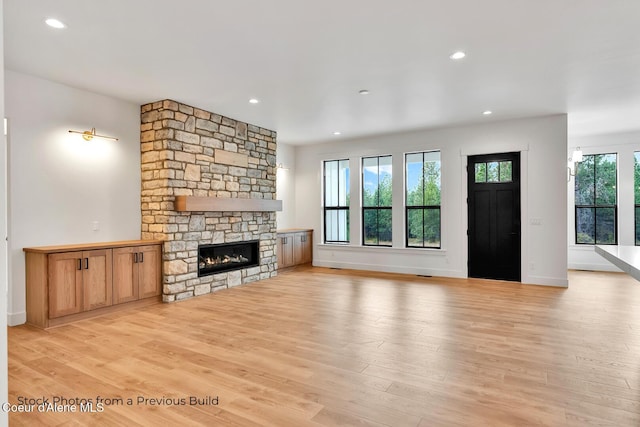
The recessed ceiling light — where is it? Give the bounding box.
[449,51,466,60]
[249,98,260,104]
[359,89,370,95]
[45,18,66,29]
[483,110,493,115]
[333,131,341,136]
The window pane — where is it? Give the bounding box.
[324,161,338,206]
[337,209,349,241]
[635,153,640,205]
[363,209,378,245]
[499,161,512,182]
[595,207,616,244]
[406,153,423,206]
[363,156,392,208]
[576,207,595,244]
[475,163,486,183]
[575,155,594,205]
[595,154,616,206]
[378,209,392,245]
[325,208,350,242]
[379,156,393,207]
[423,158,441,205]
[362,157,378,207]
[407,209,424,246]
[636,207,640,245]
[487,162,499,182]
[325,210,337,241]
[339,160,350,207]
[423,208,441,248]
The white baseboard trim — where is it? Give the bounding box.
[523,275,568,287]
[314,260,569,287]
[313,259,464,279]
[8,311,26,326]
[568,262,622,272]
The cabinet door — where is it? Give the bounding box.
[138,245,162,299]
[293,231,313,265]
[302,231,313,264]
[113,247,139,304]
[83,249,113,311]
[48,251,84,318]
[278,234,294,268]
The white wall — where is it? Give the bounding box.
[276,142,296,230]
[5,71,141,325]
[568,130,640,271]
[294,115,568,286]
[0,1,9,424]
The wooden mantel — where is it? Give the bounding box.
[175,196,283,212]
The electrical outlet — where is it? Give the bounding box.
[92,221,99,231]
[530,218,542,226]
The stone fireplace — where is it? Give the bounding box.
[140,100,278,302]
[198,241,259,277]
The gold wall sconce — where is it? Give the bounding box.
[68,127,119,141]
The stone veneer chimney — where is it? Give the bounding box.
[140,100,278,302]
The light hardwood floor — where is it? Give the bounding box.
[8,267,640,426]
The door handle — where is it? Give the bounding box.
[84,258,89,269]
[134,253,138,263]
[77,258,82,270]
[139,252,144,263]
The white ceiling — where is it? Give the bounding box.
[5,0,640,145]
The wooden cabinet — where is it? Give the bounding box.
[25,240,162,329]
[277,234,295,268]
[294,231,312,265]
[277,229,312,269]
[48,248,113,318]
[48,251,84,318]
[113,244,162,304]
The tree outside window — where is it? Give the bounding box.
[405,151,441,248]
[362,156,392,246]
[575,153,617,245]
[634,152,640,245]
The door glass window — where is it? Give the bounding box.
[474,161,513,183]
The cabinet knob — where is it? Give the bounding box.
[84,258,89,270]
[77,258,82,270]
[139,252,144,263]
[134,253,138,263]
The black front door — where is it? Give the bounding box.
[468,152,521,281]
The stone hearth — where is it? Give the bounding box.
[140,100,278,302]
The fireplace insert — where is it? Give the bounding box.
[198,240,259,277]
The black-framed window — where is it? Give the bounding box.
[362,155,392,246]
[575,153,617,245]
[635,152,640,245]
[405,151,441,248]
[324,159,350,243]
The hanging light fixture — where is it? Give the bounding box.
[68,127,119,141]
